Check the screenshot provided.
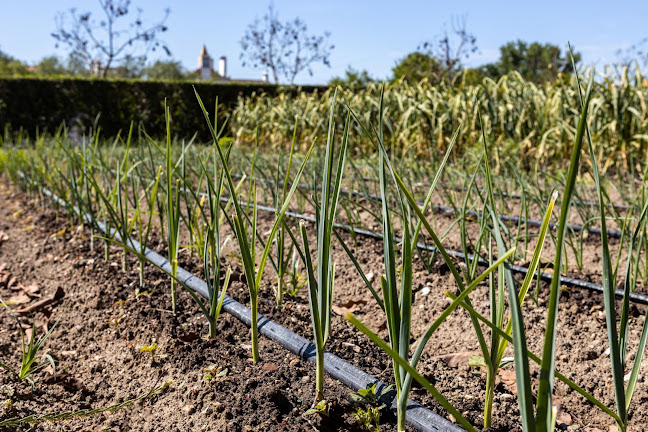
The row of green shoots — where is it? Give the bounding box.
[2,73,648,432]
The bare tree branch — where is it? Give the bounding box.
[616,37,648,70]
[417,14,478,83]
[239,4,334,84]
[51,0,170,78]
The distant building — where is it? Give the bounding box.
[195,45,227,81]
[90,60,102,76]
[194,45,268,83]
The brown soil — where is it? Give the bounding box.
[2,176,648,432]
[0,180,404,432]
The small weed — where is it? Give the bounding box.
[202,364,228,382]
[304,399,334,417]
[353,406,382,432]
[0,299,57,389]
[349,384,392,431]
[139,343,166,363]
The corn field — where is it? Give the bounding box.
[231,68,648,172]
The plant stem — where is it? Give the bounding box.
[208,319,216,340]
[397,399,407,432]
[251,294,260,363]
[315,346,324,403]
[484,366,496,428]
[171,259,178,315]
[139,261,144,288]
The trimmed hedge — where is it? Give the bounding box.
[0,77,324,140]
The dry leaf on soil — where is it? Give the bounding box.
[495,368,572,427]
[331,299,368,316]
[262,363,279,372]
[497,369,518,395]
[22,284,41,298]
[7,293,31,305]
[15,286,65,316]
[432,351,481,368]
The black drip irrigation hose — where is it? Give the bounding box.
[21,173,464,432]
[349,176,631,211]
[436,184,631,211]
[227,173,625,239]
[105,169,646,305]
[238,199,648,307]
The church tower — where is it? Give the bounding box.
[198,45,213,80]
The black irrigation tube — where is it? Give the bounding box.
[435,184,631,211]
[231,199,648,307]
[228,173,626,239]
[107,168,645,304]
[327,169,632,210]
[21,174,463,432]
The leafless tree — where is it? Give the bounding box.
[616,37,648,70]
[52,0,170,78]
[418,15,478,83]
[239,4,334,84]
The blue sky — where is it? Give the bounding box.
[1,0,646,84]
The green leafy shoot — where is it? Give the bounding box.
[195,88,314,363]
[0,299,57,389]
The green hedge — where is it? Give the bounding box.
[0,77,324,140]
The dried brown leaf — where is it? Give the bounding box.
[432,351,481,368]
[15,286,65,316]
[331,299,367,316]
[22,284,41,298]
[497,369,518,395]
[7,293,31,305]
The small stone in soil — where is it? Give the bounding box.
[183,404,195,415]
[201,406,213,415]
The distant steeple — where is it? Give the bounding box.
[198,44,213,79]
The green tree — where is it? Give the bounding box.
[108,56,144,78]
[33,54,94,77]
[392,52,444,84]
[481,40,580,83]
[392,16,478,85]
[0,49,30,76]
[35,56,68,76]
[65,52,92,76]
[141,60,185,80]
[329,67,375,89]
